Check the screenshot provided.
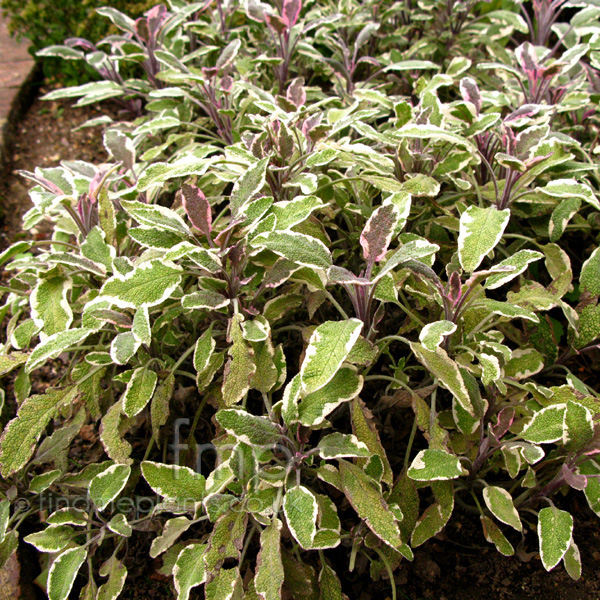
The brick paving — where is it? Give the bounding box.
[0,15,34,126]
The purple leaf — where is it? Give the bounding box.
[282,0,302,28]
[220,75,234,93]
[360,203,399,264]
[301,113,322,137]
[287,77,306,108]
[182,183,212,238]
[515,42,538,76]
[446,271,462,306]
[562,464,587,490]
[459,77,482,114]
[491,406,515,440]
[265,13,287,34]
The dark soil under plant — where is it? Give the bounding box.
[2,93,600,600]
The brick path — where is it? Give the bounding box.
[0,15,34,126]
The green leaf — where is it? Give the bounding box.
[0,353,29,377]
[482,486,522,532]
[100,400,132,464]
[205,568,239,600]
[283,486,318,550]
[563,540,582,580]
[538,506,573,571]
[317,433,370,459]
[141,461,205,505]
[48,547,87,600]
[253,231,332,269]
[411,481,454,547]
[350,398,393,485]
[458,206,510,272]
[89,464,131,511]
[174,544,207,600]
[27,328,94,373]
[133,307,151,345]
[419,320,456,351]
[122,367,158,417]
[521,404,566,444]
[339,460,401,548]
[300,319,363,395]
[204,509,247,574]
[480,515,514,556]
[31,276,73,337]
[137,153,213,192]
[549,197,581,242]
[99,260,183,308]
[318,563,347,600]
[231,158,269,216]
[407,449,467,481]
[298,368,362,427]
[255,518,284,600]
[97,560,127,600]
[397,124,474,150]
[216,409,280,446]
[222,314,256,406]
[151,373,174,443]
[150,517,192,558]
[81,226,115,271]
[485,250,544,290]
[410,343,474,416]
[580,247,600,296]
[0,386,78,476]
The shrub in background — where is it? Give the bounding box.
[0,0,154,81]
[1,1,600,599]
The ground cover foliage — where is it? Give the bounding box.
[1,0,600,598]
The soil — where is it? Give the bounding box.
[2,91,600,600]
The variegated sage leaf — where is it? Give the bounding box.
[252,230,332,269]
[580,247,600,296]
[230,157,269,216]
[458,206,510,273]
[0,385,78,476]
[538,506,573,571]
[410,343,474,416]
[521,404,566,444]
[317,433,370,459]
[216,409,280,446]
[99,259,183,309]
[123,367,158,417]
[48,546,87,600]
[482,486,522,532]
[174,543,207,600]
[121,199,192,237]
[222,314,256,406]
[150,517,192,558]
[485,249,544,290]
[141,461,205,504]
[26,328,94,373]
[339,460,401,548]
[300,319,362,395]
[97,560,127,600]
[481,515,514,556]
[298,368,362,427]
[283,486,318,550]
[419,320,456,351]
[31,276,73,338]
[407,449,467,481]
[89,464,131,511]
[255,518,284,600]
